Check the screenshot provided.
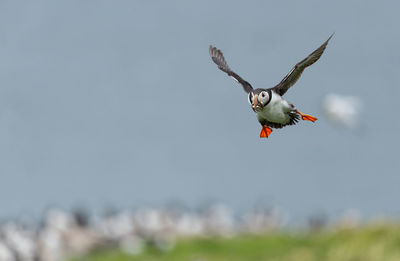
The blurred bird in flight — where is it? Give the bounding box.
[210,34,333,138]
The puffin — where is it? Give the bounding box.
[209,34,333,138]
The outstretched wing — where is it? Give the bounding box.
[209,45,253,93]
[272,34,333,96]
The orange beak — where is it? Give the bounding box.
[253,95,258,110]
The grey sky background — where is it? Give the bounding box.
[0,0,399,222]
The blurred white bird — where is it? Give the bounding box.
[322,93,362,130]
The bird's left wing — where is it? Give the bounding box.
[209,45,253,93]
[272,34,333,96]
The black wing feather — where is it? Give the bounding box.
[209,45,253,93]
[272,34,333,96]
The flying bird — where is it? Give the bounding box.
[209,34,333,138]
[322,93,362,130]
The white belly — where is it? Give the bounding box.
[256,93,294,124]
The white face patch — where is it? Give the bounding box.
[258,91,270,105]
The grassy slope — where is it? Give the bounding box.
[72,225,400,261]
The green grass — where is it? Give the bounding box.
[72,225,400,261]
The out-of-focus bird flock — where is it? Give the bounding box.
[0,205,281,261]
[0,204,365,261]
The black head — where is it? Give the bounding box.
[248,89,271,111]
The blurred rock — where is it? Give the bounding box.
[241,207,283,233]
[38,209,103,261]
[200,204,235,237]
[1,222,37,261]
[0,240,16,261]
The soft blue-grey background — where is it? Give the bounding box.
[0,0,399,222]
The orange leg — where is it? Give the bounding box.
[260,126,273,138]
[296,110,317,122]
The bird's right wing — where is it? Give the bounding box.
[209,46,253,93]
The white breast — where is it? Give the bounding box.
[256,91,294,124]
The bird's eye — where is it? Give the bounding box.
[261,92,265,97]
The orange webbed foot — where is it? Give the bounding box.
[260,126,273,138]
[296,110,317,122]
